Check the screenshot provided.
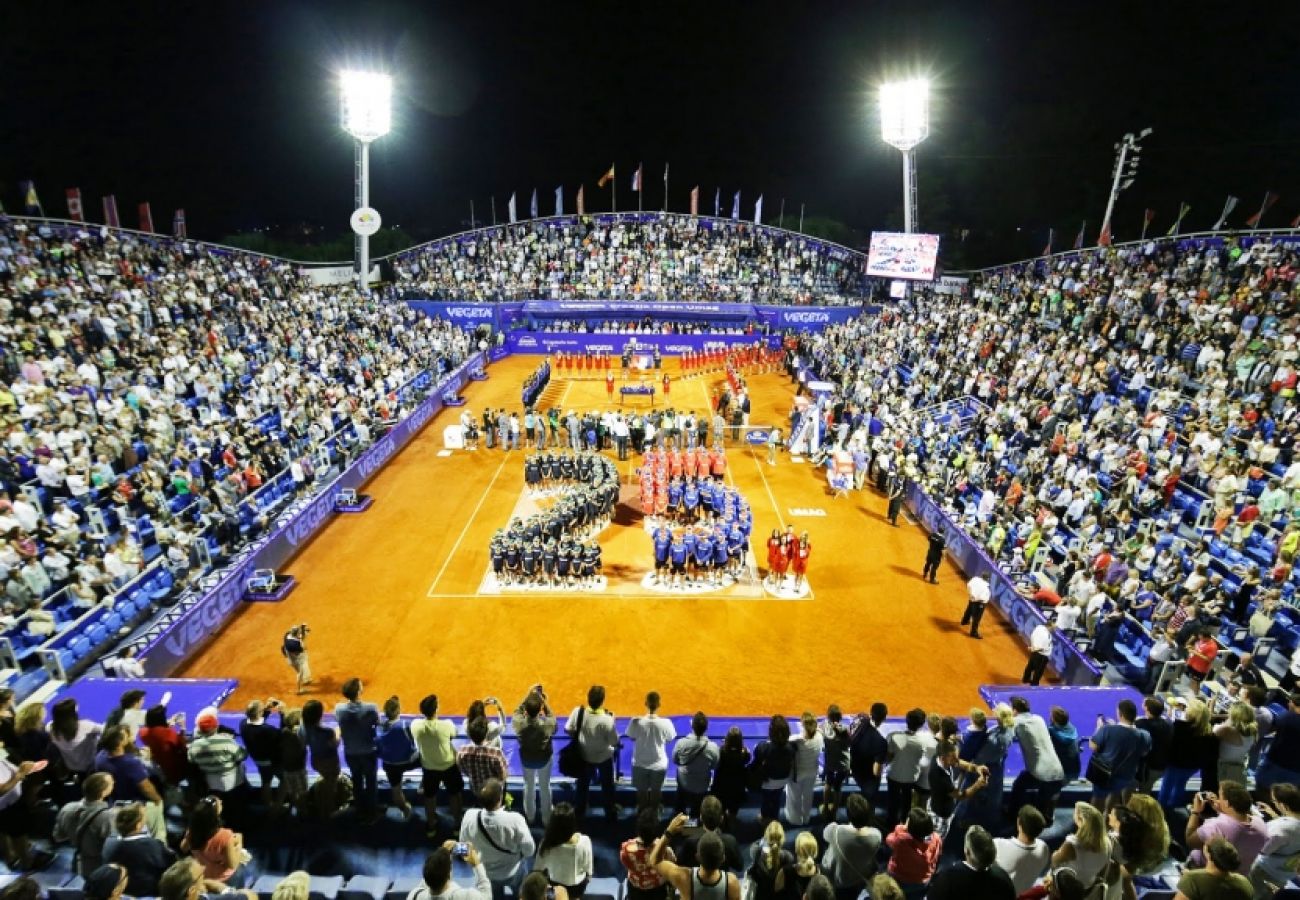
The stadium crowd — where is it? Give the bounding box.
[790,235,1300,683]
[2,677,1298,900]
[390,215,866,306]
[0,218,471,659]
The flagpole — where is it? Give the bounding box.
[638,162,643,213]
[1252,192,1269,230]
[798,204,805,233]
[779,198,785,229]
[663,163,669,213]
[491,196,497,227]
[1140,214,1148,241]
[470,199,476,229]
[613,164,617,213]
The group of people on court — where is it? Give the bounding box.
[765,527,813,592]
[489,452,619,589]
[637,445,730,519]
[649,512,752,589]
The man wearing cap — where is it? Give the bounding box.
[187,707,248,803]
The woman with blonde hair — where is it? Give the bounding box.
[786,832,820,898]
[746,821,792,900]
[784,712,824,826]
[1157,698,1217,810]
[1050,802,1111,886]
[271,871,311,900]
[1213,701,1259,786]
[867,873,904,900]
[1123,793,1170,874]
[956,704,1015,830]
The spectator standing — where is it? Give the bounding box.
[626,691,677,818]
[818,706,851,821]
[672,712,719,817]
[458,717,509,800]
[1088,699,1151,806]
[459,779,535,900]
[1007,697,1065,818]
[336,678,381,824]
[1157,698,1219,810]
[93,726,167,838]
[300,700,341,820]
[238,699,283,811]
[785,712,824,826]
[884,708,936,827]
[377,696,419,820]
[411,695,464,831]
[188,708,249,805]
[48,697,103,779]
[847,703,888,807]
[566,686,620,822]
[512,687,556,825]
[751,715,795,824]
[1135,696,1172,794]
[1213,702,1259,786]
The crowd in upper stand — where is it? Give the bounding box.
[0,218,470,655]
[792,235,1300,680]
[389,215,867,306]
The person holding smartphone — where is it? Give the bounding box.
[406,841,491,900]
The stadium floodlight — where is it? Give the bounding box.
[1097,127,1152,246]
[879,79,930,234]
[339,70,392,292]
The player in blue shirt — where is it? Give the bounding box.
[713,531,730,582]
[667,479,684,522]
[669,536,688,589]
[683,481,700,523]
[652,525,672,584]
[694,532,714,585]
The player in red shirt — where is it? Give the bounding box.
[765,529,782,587]
[606,369,615,401]
[663,373,671,397]
[791,532,811,592]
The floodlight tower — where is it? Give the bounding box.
[340,70,392,292]
[1097,127,1152,245]
[879,79,930,234]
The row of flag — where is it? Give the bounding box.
[9,182,187,237]
[1047,191,1295,255]
[500,163,771,225]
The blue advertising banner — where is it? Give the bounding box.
[407,301,503,331]
[754,305,868,329]
[504,332,780,356]
[523,300,756,320]
[138,352,484,675]
[904,482,1102,686]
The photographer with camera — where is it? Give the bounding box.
[282,625,312,695]
[407,842,491,900]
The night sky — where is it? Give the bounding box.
[2,1,1299,266]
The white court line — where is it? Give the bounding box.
[748,448,786,531]
[426,454,511,596]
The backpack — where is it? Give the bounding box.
[376,720,417,765]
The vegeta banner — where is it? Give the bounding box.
[754,305,868,329]
[904,482,1103,686]
[505,332,779,355]
[407,301,524,331]
[523,300,756,321]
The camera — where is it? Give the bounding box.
[684,817,700,828]
[453,843,469,858]
[298,623,311,636]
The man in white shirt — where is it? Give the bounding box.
[994,805,1052,894]
[458,778,534,900]
[962,574,992,639]
[625,690,677,818]
[1022,619,1055,686]
[884,709,938,827]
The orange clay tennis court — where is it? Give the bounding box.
[176,356,1038,716]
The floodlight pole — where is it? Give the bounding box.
[354,139,371,291]
[902,148,918,234]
